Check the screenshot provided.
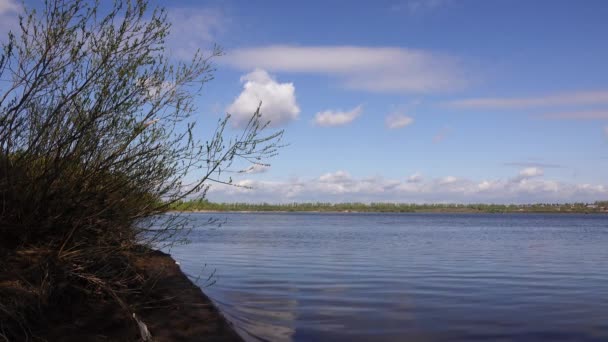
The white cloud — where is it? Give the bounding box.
[1,3,223,56]
[439,176,458,185]
[313,105,362,127]
[504,161,561,169]
[433,127,451,143]
[207,169,608,204]
[166,7,224,59]
[392,0,451,13]
[240,164,270,174]
[227,69,300,128]
[385,112,414,129]
[407,172,423,183]
[518,167,544,178]
[223,45,465,93]
[539,110,608,120]
[209,170,608,203]
[477,180,494,191]
[511,167,544,183]
[319,170,351,183]
[446,90,608,109]
[0,0,18,15]
[0,0,19,34]
[1,4,223,60]
[145,80,176,100]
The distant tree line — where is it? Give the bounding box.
[170,200,608,213]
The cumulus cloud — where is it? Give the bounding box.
[510,167,544,184]
[223,45,465,93]
[227,69,300,128]
[207,169,608,204]
[313,105,362,127]
[385,112,414,129]
[446,90,608,109]
[439,176,459,185]
[319,170,352,183]
[518,167,544,179]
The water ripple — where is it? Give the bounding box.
[168,213,608,341]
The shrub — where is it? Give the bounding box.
[0,0,282,339]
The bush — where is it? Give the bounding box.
[0,0,282,339]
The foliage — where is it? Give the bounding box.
[0,0,282,339]
[170,200,608,214]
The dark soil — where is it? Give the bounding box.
[134,250,243,342]
[0,249,242,342]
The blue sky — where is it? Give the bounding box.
[2,0,608,203]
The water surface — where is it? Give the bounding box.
[167,213,608,341]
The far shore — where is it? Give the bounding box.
[169,201,608,215]
[168,208,608,215]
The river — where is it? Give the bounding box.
[167,212,608,341]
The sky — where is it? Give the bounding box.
[2,0,608,203]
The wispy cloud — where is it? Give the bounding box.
[166,7,225,59]
[504,161,562,169]
[208,169,608,204]
[391,0,452,13]
[407,172,424,183]
[0,0,19,34]
[433,127,451,143]
[538,110,608,120]
[240,164,270,174]
[0,0,18,14]
[385,110,414,129]
[513,167,544,182]
[313,105,362,127]
[227,69,300,128]
[223,45,466,93]
[446,90,608,109]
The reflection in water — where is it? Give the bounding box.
[168,213,608,341]
[225,289,297,341]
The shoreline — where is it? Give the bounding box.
[0,248,243,341]
[168,201,608,215]
[169,209,608,215]
[134,250,243,341]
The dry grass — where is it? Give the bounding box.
[0,245,146,340]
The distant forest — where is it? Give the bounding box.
[170,200,608,213]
